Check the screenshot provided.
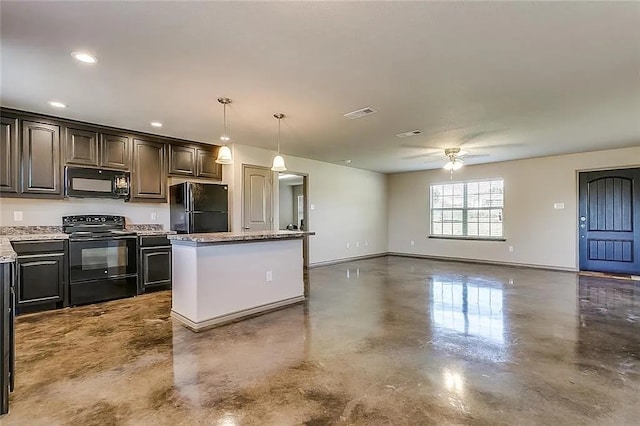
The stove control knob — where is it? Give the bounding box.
[101,218,106,222]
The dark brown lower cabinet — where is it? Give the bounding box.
[138,236,172,293]
[12,241,67,309]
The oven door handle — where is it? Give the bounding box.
[70,236,138,242]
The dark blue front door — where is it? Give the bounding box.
[579,168,640,274]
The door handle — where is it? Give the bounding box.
[580,216,586,222]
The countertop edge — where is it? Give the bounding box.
[168,231,314,244]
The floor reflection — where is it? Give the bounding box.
[576,276,640,376]
[431,278,505,344]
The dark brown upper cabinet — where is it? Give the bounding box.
[196,146,222,180]
[168,144,196,176]
[21,121,62,197]
[65,126,99,167]
[0,116,19,194]
[131,138,166,202]
[100,133,130,170]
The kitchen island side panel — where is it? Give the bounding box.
[194,239,303,323]
[171,244,199,321]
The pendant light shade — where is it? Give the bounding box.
[216,145,233,165]
[215,97,233,165]
[271,155,287,172]
[271,113,287,172]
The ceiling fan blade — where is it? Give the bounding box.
[400,143,445,151]
[461,142,522,150]
[402,153,446,160]
[460,153,490,159]
[423,158,446,164]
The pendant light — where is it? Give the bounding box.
[271,113,287,172]
[215,97,233,165]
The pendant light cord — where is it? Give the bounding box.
[223,103,227,141]
[277,117,281,153]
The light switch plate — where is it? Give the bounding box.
[553,203,565,210]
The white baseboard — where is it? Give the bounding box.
[171,295,305,332]
[386,252,577,272]
[309,253,387,268]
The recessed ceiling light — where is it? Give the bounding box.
[48,101,67,108]
[71,52,98,64]
[150,121,163,128]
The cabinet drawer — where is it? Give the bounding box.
[139,236,170,247]
[12,240,66,255]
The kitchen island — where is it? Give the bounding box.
[167,230,313,332]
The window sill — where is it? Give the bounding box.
[428,235,506,242]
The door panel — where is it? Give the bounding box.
[21,121,61,195]
[100,133,130,170]
[65,127,99,166]
[131,138,166,201]
[243,166,272,231]
[579,168,640,274]
[196,147,222,180]
[169,145,196,176]
[0,116,19,194]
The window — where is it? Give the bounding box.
[430,179,504,239]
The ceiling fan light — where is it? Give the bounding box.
[215,145,233,165]
[443,160,464,171]
[271,155,287,172]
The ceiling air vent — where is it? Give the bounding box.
[343,107,377,120]
[395,129,423,138]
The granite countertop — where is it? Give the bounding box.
[167,230,314,244]
[0,225,175,263]
[0,238,17,263]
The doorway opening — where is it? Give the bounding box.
[278,172,309,268]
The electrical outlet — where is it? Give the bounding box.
[13,211,23,222]
[265,271,273,282]
[365,241,369,247]
[356,242,360,248]
[310,204,316,210]
[509,246,514,252]
[410,240,415,246]
[346,242,350,249]
[151,212,157,221]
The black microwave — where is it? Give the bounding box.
[65,167,130,200]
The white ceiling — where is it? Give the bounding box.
[1,2,639,173]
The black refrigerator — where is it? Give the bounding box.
[170,182,229,233]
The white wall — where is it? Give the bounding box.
[228,143,388,265]
[387,146,640,270]
[0,197,170,227]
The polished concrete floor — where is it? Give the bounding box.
[3,256,639,425]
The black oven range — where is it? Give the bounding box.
[63,215,138,305]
